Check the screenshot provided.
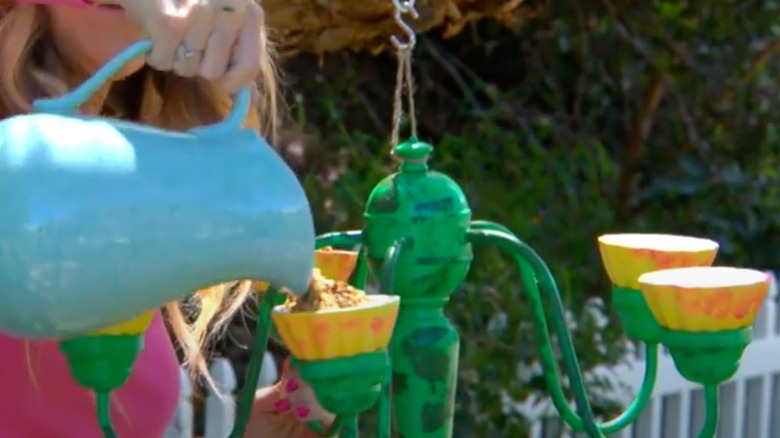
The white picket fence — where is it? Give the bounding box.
[163,353,279,438]
[165,274,780,438]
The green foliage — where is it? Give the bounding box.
[275,0,780,435]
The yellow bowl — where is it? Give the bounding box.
[271,295,400,361]
[314,248,359,282]
[598,233,718,289]
[638,267,769,331]
[91,311,155,336]
[254,248,359,293]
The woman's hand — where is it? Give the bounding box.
[247,359,336,438]
[96,0,262,93]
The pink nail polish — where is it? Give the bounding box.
[274,398,291,413]
[285,378,300,392]
[295,406,310,418]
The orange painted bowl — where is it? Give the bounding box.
[638,267,770,332]
[314,247,359,282]
[598,233,718,289]
[254,248,359,293]
[271,295,400,361]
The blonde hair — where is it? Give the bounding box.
[0,3,279,383]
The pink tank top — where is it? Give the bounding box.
[0,312,180,437]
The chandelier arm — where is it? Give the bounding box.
[316,231,364,250]
[466,228,604,437]
[229,287,280,438]
[697,385,719,438]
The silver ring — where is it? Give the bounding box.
[176,44,197,62]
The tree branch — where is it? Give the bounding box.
[616,71,666,217]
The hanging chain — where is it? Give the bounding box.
[390,0,419,148]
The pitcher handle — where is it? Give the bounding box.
[31,40,251,136]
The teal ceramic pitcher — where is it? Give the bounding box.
[0,40,314,339]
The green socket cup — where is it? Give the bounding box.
[661,328,751,386]
[611,286,662,343]
[299,350,390,417]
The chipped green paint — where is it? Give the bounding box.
[392,371,410,394]
[368,174,401,214]
[364,138,472,302]
[391,309,459,437]
[421,402,447,433]
[363,138,471,438]
[402,327,451,384]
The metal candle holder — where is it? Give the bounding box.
[242,138,770,438]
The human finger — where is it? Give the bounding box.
[173,1,215,76]
[281,357,294,375]
[290,399,333,424]
[199,0,248,80]
[282,378,333,424]
[146,2,192,71]
[218,2,261,94]
[252,381,284,412]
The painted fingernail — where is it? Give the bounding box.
[274,398,291,413]
[285,378,300,392]
[295,406,310,418]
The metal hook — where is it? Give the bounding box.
[392,0,417,13]
[390,0,419,50]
